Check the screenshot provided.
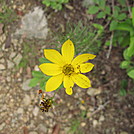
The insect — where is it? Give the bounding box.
[37,89,53,112]
[40,98,52,112]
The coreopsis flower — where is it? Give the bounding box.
[39,39,96,95]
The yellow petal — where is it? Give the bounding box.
[72,54,96,66]
[61,39,75,64]
[65,87,73,95]
[80,63,94,73]
[44,49,65,66]
[39,63,62,76]
[71,74,91,88]
[45,74,63,92]
[63,75,74,88]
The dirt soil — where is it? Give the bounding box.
[0,0,134,134]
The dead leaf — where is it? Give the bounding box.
[23,126,28,134]
[5,34,11,49]
[52,124,60,134]
[0,23,4,34]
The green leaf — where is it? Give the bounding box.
[105,40,110,46]
[92,23,104,31]
[105,6,111,15]
[32,71,44,78]
[132,7,134,26]
[42,0,50,6]
[123,49,131,60]
[118,0,126,6]
[117,13,127,20]
[96,11,106,18]
[127,69,134,79]
[87,6,99,14]
[127,46,134,58]
[114,22,133,32]
[120,61,130,69]
[94,0,99,4]
[29,78,40,87]
[120,33,130,47]
[39,57,51,64]
[40,79,46,90]
[113,9,119,18]
[119,88,127,96]
[99,0,106,9]
[119,79,127,96]
[110,20,118,31]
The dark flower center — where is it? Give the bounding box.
[63,64,74,75]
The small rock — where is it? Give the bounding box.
[99,115,105,122]
[0,52,3,58]
[0,23,4,34]
[86,112,91,118]
[46,112,54,118]
[0,34,6,43]
[0,58,4,63]
[33,106,39,116]
[82,0,94,8]
[34,65,40,71]
[120,132,128,134]
[22,79,32,91]
[23,94,31,106]
[17,107,24,114]
[79,105,86,110]
[93,120,98,128]
[13,53,22,65]
[7,60,14,69]
[14,7,48,39]
[10,52,16,59]
[87,88,101,96]
[0,123,5,130]
[0,64,5,70]
[38,124,47,133]
[81,122,86,127]
[29,131,38,134]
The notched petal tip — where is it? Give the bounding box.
[65,87,73,95]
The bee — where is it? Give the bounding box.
[38,89,53,112]
[40,98,52,112]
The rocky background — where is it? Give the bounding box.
[0,0,134,134]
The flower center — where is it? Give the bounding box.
[63,64,74,75]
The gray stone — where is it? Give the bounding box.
[120,132,128,134]
[82,0,94,8]
[87,88,101,96]
[17,107,24,114]
[33,106,39,116]
[13,53,22,65]
[0,64,5,70]
[0,123,5,130]
[23,94,31,106]
[7,60,14,69]
[99,115,105,122]
[38,124,47,133]
[93,120,98,127]
[10,52,16,59]
[0,58,4,63]
[14,7,48,39]
[29,131,38,134]
[22,79,32,91]
[0,52,3,58]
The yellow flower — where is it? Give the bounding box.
[39,39,96,95]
